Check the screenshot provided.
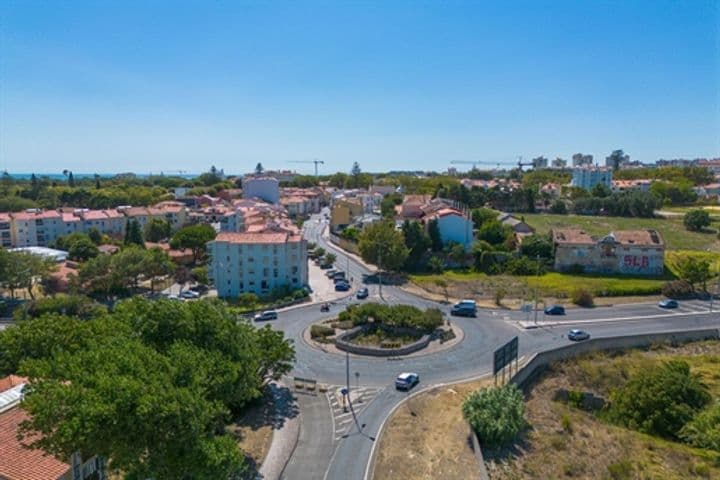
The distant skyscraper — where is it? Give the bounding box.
[572,153,594,167]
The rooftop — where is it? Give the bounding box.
[214,231,302,244]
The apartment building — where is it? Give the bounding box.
[243,176,280,204]
[0,213,12,248]
[571,167,613,190]
[208,230,308,298]
[11,209,64,247]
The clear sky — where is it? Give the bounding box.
[0,0,718,175]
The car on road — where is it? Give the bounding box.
[320,303,330,312]
[658,299,679,309]
[544,305,566,315]
[568,329,590,341]
[253,310,278,321]
[356,287,369,299]
[450,299,477,317]
[334,282,350,292]
[395,372,420,391]
[180,290,200,299]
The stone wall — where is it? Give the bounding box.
[335,324,431,357]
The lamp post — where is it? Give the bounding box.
[533,255,540,325]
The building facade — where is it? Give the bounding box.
[571,167,612,190]
[243,177,280,204]
[553,229,665,276]
[208,231,308,298]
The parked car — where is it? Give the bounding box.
[544,305,566,315]
[658,299,679,309]
[450,299,477,317]
[356,287,369,299]
[395,372,420,391]
[320,303,330,312]
[320,263,334,270]
[332,271,346,280]
[253,310,278,321]
[568,329,590,341]
[190,284,208,294]
[334,282,350,292]
[325,269,338,277]
[167,294,181,301]
[180,290,200,299]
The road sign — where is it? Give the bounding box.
[340,387,348,396]
[493,336,519,375]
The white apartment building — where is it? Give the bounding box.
[0,213,12,248]
[571,167,613,191]
[208,231,308,298]
[243,177,280,204]
[10,210,64,247]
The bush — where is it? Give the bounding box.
[571,288,594,307]
[680,402,720,452]
[566,264,585,275]
[336,303,443,332]
[310,325,335,339]
[14,294,107,321]
[684,209,711,232]
[607,460,633,480]
[661,280,695,299]
[462,384,526,449]
[237,293,259,308]
[609,360,711,440]
[549,199,567,214]
[505,256,546,276]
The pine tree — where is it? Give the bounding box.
[124,219,145,248]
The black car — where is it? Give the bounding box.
[544,305,565,315]
[356,287,369,299]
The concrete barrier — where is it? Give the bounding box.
[335,324,431,357]
[510,328,720,390]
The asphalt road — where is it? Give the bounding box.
[267,211,720,480]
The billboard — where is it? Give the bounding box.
[493,336,518,375]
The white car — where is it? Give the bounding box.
[395,372,420,391]
[180,290,200,299]
[254,310,278,322]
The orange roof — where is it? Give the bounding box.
[553,229,594,244]
[214,231,302,244]
[12,210,61,221]
[0,375,27,392]
[611,230,664,246]
[0,407,70,480]
[0,212,12,222]
[81,210,107,221]
[61,213,80,222]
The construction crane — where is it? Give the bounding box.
[516,156,534,171]
[289,159,325,176]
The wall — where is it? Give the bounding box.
[335,325,431,357]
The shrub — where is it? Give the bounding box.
[567,390,584,409]
[14,294,107,321]
[462,384,526,449]
[560,414,572,433]
[609,360,711,440]
[549,199,567,214]
[679,402,720,452]
[607,459,633,480]
[505,256,546,276]
[310,325,335,339]
[337,303,443,332]
[566,263,585,275]
[237,293,259,308]
[684,209,711,231]
[571,288,594,307]
[661,280,695,299]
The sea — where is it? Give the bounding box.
[5,172,200,180]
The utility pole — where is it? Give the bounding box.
[378,245,383,299]
[346,351,350,393]
[534,254,540,325]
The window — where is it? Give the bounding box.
[263,268,269,277]
[261,280,268,289]
[273,269,278,278]
[292,266,298,274]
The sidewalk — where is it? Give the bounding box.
[320,226,377,273]
[258,382,300,480]
[308,262,352,303]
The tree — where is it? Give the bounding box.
[0,250,54,300]
[478,220,512,247]
[427,218,443,251]
[358,221,409,272]
[350,162,362,188]
[402,220,431,269]
[683,209,711,232]
[591,183,612,198]
[174,266,193,294]
[255,162,264,175]
[78,253,121,301]
[124,219,145,247]
[675,256,713,292]
[145,248,175,293]
[170,224,216,263]
[519,234,553,259]
[380,192,402,218]
[427,256,444,274]
[549,199,567,214]
[433,278,449,302]
[323,252,337,266]
[471,208,497,230]
[447,242,466,266]
[609,360,710,440]
[87,227,102,245]
[462,384,526,449]
[607,149,629,171]
[67,235,99,262]
[144,218,172,242]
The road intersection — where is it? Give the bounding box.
[268,212,720,480]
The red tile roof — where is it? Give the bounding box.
[214,232,302,244]
[0,375,27,392]
[81,210,107,221]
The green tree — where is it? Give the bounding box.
[549,199,567,214]
[427,218,443,251]
[427,255,444,274]
[380,192,402,218]
[607,149,629,171]
[78,253,121,301]
[191,265,209,285]
[447,242,466,266]
[67,235,99,262]
[462,384,526,449]
[87,227,102,245]
[145,247,175,293]
[124,219,145,247]
[471,207,497,230]
[675,256,713,292]
[170,224,217,263]
[174,265,193,294]
[323,252,337,266]
[0,250,54,300]
[591,182,612,198]
[350,162,362,188]
[402,220,431,269]
[683,209,711,232]
[478,220,512,247]
[144,218,172,242]
[358,221,409,272]
[255,162,264,175]
[519,234,553,259]
[609,360,710,440]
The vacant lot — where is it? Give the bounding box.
[373,378,491,480]
[490,341,720,480]
[522,213,720,251]
[226,388,276,478]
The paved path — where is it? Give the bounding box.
[258,382,300,480]
[281,392,335,480]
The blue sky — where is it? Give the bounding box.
[0,0,718,175]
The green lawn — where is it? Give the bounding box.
[522,213,720,251]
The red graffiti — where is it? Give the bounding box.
[624,255,649,268]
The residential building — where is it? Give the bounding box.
[397,195,433,219]
[331,198,363,231]
[246,170,298,183]
[531,156,549,168]
[540,183,561,197]
[0,375,107,480]
[694,183,720,198]
[243,176,280,204]
[424,207,474,249]
[497,213,535,239]
[612,179,652,193]
[552,229,664,276]
[571,153,594,167]
[280,196,311,217]
[0,212,12,248]
[208,230,307,298]
[369,185,397,196]
[10,209,64,247]
[571,167,612,190]
[551,157,567,168]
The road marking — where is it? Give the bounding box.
[515,309,718,329]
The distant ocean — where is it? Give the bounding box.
[5,173,199,180]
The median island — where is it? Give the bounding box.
[308,303,460,357]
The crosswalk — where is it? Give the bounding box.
[326,385,384,441]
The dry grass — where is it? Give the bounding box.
[226,389,276,477]
[373,378,491,480]
[490,340,720,480]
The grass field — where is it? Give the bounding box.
[522,213,720,251]
[490,340,720,480]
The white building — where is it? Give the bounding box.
[243,177,280,204]
[424,208,474,250]
[208,230,308,298]
[571,167,612,191]
[0,213,12,248]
